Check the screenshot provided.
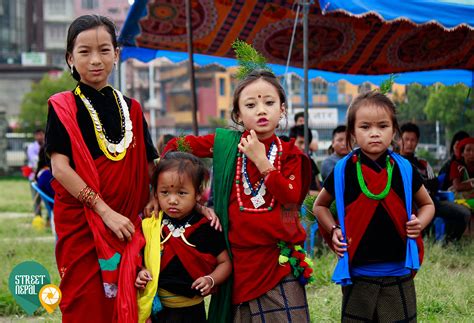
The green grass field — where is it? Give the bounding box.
[0,178,473,321]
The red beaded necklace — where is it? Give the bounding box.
[235,136,282,213]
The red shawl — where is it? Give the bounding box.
[49,91,149,322]
[161,217,217,285]
[321,161,424,265]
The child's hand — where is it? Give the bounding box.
[135,269,152,289]
[238,130,267,165]
[191,275,214,296]
[406,214,422,238]
[332,228,348,258]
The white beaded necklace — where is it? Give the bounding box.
[75,85,133,161]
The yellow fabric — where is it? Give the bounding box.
[137,211,162,323]
[158,288,203,308]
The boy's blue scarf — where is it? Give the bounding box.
[332,149,420,286]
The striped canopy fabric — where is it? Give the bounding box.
[119,0,474,83]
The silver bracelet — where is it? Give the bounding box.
[204,275,215,288]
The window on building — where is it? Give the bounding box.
[291,75,301,95]
[220,110,226,119]
[108,7,119,14]
[219,78,225,96]
[82,0,99,9]
[48,0,66,15]
[312,79,328,95]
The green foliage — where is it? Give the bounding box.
[379,74,397,95]
[19,72,76,132]
[416,148,437,167]
[208,116,228,128]
[425,84,474,135]
[394,84,430,122]
[231,40,271,80]
[301,194,317,221]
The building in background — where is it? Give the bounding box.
[43,0,74,66]
[74,0,131,31]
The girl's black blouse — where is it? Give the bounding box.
[45,82,158,166]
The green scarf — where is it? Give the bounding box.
[208,128,241,323]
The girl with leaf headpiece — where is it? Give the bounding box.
[161,41,313,322]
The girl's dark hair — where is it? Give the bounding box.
[231,69,287,125]
[151,152,209,195]
[449,130,469,156]
[345,90,400,150]
[65,14,118,81]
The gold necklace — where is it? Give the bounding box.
[75,86,133,161]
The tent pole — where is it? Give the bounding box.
[302,1,309,155]
[186,0,199,135]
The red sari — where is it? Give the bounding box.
[48,92,149,323]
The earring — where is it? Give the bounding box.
[114,61,118,71]
[70,64,74,75]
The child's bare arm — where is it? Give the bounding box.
[313,188,347,257]
[407,185,435,238]
[191,250,232,296]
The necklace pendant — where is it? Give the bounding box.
[108,143,116,153]
[243,181,249,189]
[259,187,266,196]
[172,228,181,237]
[244,187,252,195]
[116,143,125,153]
[250,194,265,208]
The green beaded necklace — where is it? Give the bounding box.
[356,154,393,200]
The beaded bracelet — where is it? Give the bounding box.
[204,275,215,288]
[77,185,100,209]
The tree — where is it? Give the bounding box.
[424,84,474,138]
[19,72,76,132]
[394,84,430,122]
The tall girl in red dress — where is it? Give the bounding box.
[163,70,312,322]
[45,15,158,322]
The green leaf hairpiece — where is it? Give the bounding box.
[232,40,272,80]
[176,136,192,153]
[379,74,398,95]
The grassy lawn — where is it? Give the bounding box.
[0,177,33,213]
[0,178,473,321]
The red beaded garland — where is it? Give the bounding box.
[235,136,282,213]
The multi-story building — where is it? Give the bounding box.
[74,0,131,31]
[43,0,74,66]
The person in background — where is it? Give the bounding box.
[27,129,45,217]
[449,137,474,210]
[399,123,469,242]
[156,134,176,158]
[35,147,55,207]
[439,130,470,190]
[289,124,322,194]
[292,111,319,152]
[320,125,348,181]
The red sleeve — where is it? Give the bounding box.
[449,160,462,181]
[264,142,311,206]
[162,134,215,158]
